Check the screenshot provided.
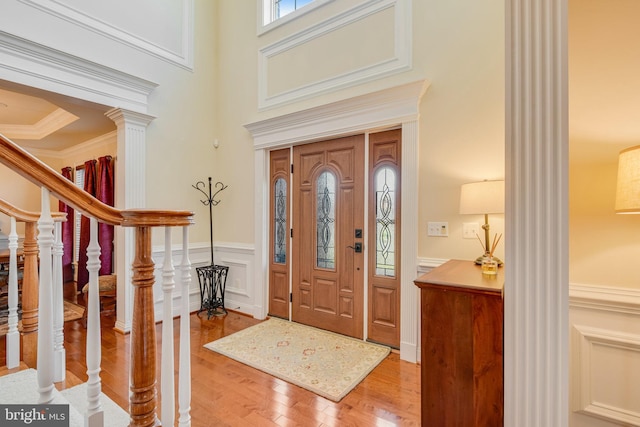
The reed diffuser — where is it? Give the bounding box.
[478,232,502,275]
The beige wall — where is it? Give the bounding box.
[212,0,506,263]
[568,0,640,289]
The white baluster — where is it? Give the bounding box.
[85,217,104,427]
[52,220,65,382]
[37,188,55,403]
[161,227,175,427]
[178,226,192,427]
[6,217,20,369]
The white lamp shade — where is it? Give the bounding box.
[615,145,640,214]
[460,180,505,215]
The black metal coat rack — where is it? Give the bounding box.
[192,177,229,318]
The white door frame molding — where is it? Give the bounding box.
[246,80,429,363]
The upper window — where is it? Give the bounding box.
[258,0,333,35]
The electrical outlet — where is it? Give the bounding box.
[463,222,480,239]
[427,222,449,237]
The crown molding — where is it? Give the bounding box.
[0,30,158,114]
[246,79,429,150]
[0,107,78,140]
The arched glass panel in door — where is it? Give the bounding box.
[375,166,396,277]
[273,177,287,264]
[316,171,336,269]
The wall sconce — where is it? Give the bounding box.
[460,180,505,265]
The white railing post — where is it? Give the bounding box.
[52,220,65,382]
[6,216,20,369]
[36,188,55,403]
[161,227,175,427]
[178,225,192,427]
[85,217,104,427]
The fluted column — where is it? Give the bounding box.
[106,108,154,334]
[400,119,419,363]
[505,0,568,425]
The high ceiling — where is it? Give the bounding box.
[0,80,115,152]
[0,0,638,159]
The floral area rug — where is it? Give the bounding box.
[204,317,390,402]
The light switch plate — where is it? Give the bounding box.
[427,222,449,237]
[463,222,480,239]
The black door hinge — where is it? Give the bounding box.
[290,228,293,238]
[291,164,294,173]
[290,293,293,302]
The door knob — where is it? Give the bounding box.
[347,242,363,253]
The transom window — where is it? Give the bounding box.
[260,0,332,32]
[274,0,314,20]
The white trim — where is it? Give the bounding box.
[18,0,194,70]
[247,80,429,148]
[26,130,117,160]
[258,0,412,109]
[570,283,640,315]
[0,30,158,113]
[246,80,428,362]
[257,0,334,36]
[572,324,640,426]
[0,107,78,140]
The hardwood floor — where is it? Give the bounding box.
[1,309,421,426]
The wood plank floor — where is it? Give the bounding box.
[1,309,421,426]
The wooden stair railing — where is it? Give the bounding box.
[0,134,195,427]
[0,199,66,372]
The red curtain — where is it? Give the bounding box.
[59,166,74,283]
[96,156,114,276]
[77,159,97,290]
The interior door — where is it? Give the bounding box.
[292,135,365,339]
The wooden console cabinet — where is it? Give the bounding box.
[414,259,504,426]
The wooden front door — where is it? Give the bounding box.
[268,148,291,319]
[291,135,365,339]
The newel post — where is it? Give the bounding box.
[129,226,158,427]
[21,222,39,368]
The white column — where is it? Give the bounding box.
[400,119,419,363]
[178,226,192,427]
[37,188,55,404]
[505,0,569,425]
[161,227,175,427]
[105,108,154,334]
[52,220,65,382]
[5,217,19,369]
[254,148,269,320]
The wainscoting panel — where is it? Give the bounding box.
[152,242,256,321]
[570,283,640,427]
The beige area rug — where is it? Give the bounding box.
[0,300,84,336]
[204,317,390,402]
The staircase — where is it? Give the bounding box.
[0,133,195,426]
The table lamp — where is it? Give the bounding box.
[615,145,640,214]
[460,180,505,265]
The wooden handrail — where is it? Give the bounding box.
[0,198,66,223]
[1,133,196,426]
[0,134,194,227]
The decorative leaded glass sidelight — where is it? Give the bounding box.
[316,171,336,269]
[375,167,396,276]
[274,178,287,264]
